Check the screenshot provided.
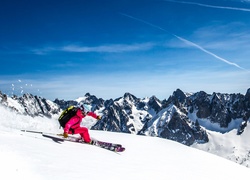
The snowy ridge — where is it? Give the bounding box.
[0,105,250,180]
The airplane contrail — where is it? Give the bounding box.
[164,0,250,12]
[120,13,248,71]
[173,35,246,70]
[120,13,169,33]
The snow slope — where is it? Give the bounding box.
[1,105,250,180]
[192,126,250,168]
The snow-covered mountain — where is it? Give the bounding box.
[0,92,60,117]
[90,92,209,146]
[1,105,250,180]
[0,88,249,168]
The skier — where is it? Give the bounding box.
[63,103,101,144]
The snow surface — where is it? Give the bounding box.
[1,105,250,180]
[192,126,250,168]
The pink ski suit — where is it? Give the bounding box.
[64,108,98,143]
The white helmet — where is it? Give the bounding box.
[78,102,91,113]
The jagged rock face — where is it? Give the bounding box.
[147,96,162,113]
[187,90,249,129]
[93,101,131,133]
[161,111,206,146]
[172,88,187,103]
[139,105,208,146]
[210,94,233,127]
[192,91,211,119]
[54,99,77,110]
[82,93,105,110]
[92,93,150,134]
[163,89,188,114]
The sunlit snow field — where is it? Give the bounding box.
[1,105,250,180]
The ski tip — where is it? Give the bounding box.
[115,147,126,152]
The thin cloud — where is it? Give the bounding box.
[120,13,249,72]
[31,47,57,55]
[31,43,155,55]
[164,0,250,12]
[61,43,154,53]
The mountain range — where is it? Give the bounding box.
[1,88,249,167]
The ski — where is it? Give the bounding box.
[58,134,122,148]
[21,130,125,152]
[42,133,125,152]
[56,133,125,152]
[90,139,125,152]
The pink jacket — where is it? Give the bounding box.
[64,109,98,134]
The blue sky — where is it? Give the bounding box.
[0,0,250,100]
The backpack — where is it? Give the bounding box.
[58,106,78,128]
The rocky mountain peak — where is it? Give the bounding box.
[148,96,161,113]
[82,93,104,110]
[1,88,249,146]
[123,92,138,103]
[173,88,186,103]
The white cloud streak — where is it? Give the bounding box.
[164,0,250,12]
[31,43,154,55]
[120,13,249,72]
[61,43,154,53]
